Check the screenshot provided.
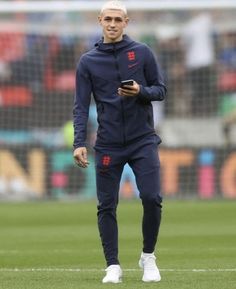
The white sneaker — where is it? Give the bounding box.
[139,252,161,282]
[102,265,122,283]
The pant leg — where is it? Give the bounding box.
[129,139,162,253]
[95,148,125,266]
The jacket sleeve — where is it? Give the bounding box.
[137,45,167,102]
[73,56,92,149]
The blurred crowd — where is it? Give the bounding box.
[0,10,236,143]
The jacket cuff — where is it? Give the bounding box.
[136,85,149,101]
[73,142,86,150]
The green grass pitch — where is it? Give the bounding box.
[0,200,235,289]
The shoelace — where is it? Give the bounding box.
[143,256,157,269]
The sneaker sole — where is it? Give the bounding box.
[142,277,161,282]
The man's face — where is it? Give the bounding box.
[98,9,129,43]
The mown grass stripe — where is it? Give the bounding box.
[0,268,236,272]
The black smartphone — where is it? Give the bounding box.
[121,79,134,88]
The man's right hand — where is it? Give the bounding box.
[73,147,89,168]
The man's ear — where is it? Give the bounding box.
[98,15,102,25]
[124,16,129,27]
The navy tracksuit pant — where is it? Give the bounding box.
[95,134,162,266]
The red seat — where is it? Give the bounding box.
[0,32,25,61]
[54,71,75,91]
[0,86,32,107]
[218,71,236,92]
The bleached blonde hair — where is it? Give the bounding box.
[100,1,127,15]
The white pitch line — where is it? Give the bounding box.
[0,268,236,272]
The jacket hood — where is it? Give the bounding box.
[95,34,134,52]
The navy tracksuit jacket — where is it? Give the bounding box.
[73,35,166,149]
[73,35,167,266]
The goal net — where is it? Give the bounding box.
[0,0,236,200]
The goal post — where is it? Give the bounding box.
[0,1,236,200]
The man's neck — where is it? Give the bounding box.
[103,35,124,44]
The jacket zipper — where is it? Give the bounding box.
[112,44,126,145]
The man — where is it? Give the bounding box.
[181,12,215,116]
[73,0,166,283]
